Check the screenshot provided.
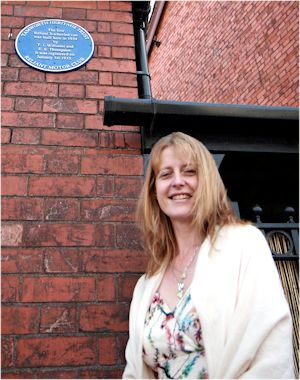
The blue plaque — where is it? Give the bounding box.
[15,19,94,72]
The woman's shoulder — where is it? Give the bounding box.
[219,222,264,241]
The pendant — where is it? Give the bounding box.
[177,281,184,299]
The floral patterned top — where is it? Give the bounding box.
[143,288,209,379]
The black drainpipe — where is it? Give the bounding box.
[132,1,152,100]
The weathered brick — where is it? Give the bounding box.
[23,223,95,246]
[1,16,24,28]
[110,1,132,11]
[21,276,96,302]
[96,176,114,197]
[87,58,136,73]
[2,176,27,196]
[99,72,112,85]
[15,98,43,112]
[116,223,143,249]
[41,130,98,147]
[97,45,111,58]
[59,84,85,98]
[1,97,14,111]
[57,114,84,129]
[79,304,129,332]
[1,276,19,302]
[2,306,39,334]
[79,369,123,379]
[2,112,55,128]
[29,176,96,197]
[118,274,140,301]
[45,153,80,174]
[43,98,97,114]
[2,67,18,81]
[50,1,97,9]
[1,337,14,368]
[44,248,80,273]
[2,154,44,174]
[113,72,137,87]
[111,21,133,35]
[1,223,23,247]
[114,176,143,198]
[2,197,44,220]
[98,336,117,365]
[81,249,147,273]
[81,154,143,175]
[1,127,11,143]
[12,128,40,144]
[97,21,110,33]
[16,337,97,367]
[4,82,58,97]
[97,275,115,301]
[40,306,77,333]
[62,8,86,20]
[87,10,132,23]
[19,68,46,82]
[87,84,137,99]
[44,199,79,221]
[92,33,134,47]
[1,248,43,273]
[95,223,115,248]
[81,199,136,221]
[46,71,98,84]
[14,5,62,17]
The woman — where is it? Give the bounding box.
[123,132,294,379]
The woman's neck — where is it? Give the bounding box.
[172,221,204,258]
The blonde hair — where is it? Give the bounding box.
[136,132,243,276]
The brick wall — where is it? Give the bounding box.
[149,1,299,106]
[1,1,148,378]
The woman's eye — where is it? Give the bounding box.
[184,168,196,175]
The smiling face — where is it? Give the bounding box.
[155,146,198,226]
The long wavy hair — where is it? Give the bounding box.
[136,132,244,276]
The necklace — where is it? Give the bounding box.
[171,246,199,299]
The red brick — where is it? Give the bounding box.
[110,1,132,11]
[114,177,143,198]
[57,114,84,129]
[29,176,96,197]
[1,276,19,302]
[116,223,143,249]
[1,223,23,247]
[12,128,40,144]
[1,97,14,111]
[43,98,97,114]
[2,197,44,220]
[118,275,140,301]
[87,84,137,99]
[45,153,80,174]
[15,98,43,112]
[46,71,98,84]
[79,369,123,379]
[19,68,46,82]
[2,53,8,67]
[99,72,112,85]
[1,127,11,143]
[44,199,79,221]
[1,337,14,368]
[62,8,86,19]
[87,58,136,73]
[1,248,43,273]
[113,72,137,86]
[111,21,134,34]
[2,305,39,335]
[97,275,115,301]
[23,223,95,246]
[96,176,114,197]
[85,114,104,130]
[82,249,147,273]
[2,154,44,174]
[81,199,136,221]
[2,40,15,54]
[2,4,13,14]
[44,248,80,273]
[79,304,129,332]
[40,306,77,333]
[59,84,85,98]
[92,33,134,47]
[97,21,110,33]
[4,82,58,97]
[1,16,24,28]
[2,176,27,196]
[97,45,111,58]
[2,67,18,81]
[16,337,97,367]
[95,223,115,248]
[42,130,97,147]
[81,154,143,175]
[51,1,97,9]
[87,10,132,23]
[21,276,96,302]
[98,336,117,365]
[14,5,62,17]
[2,112,55,128]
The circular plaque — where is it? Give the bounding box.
[15,19,94,72]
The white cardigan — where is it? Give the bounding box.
[123,224,294,379]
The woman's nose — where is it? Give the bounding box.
[172,172,185,186]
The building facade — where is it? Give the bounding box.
[1,1,299,378]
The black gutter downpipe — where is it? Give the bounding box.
[132,1,152,100]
